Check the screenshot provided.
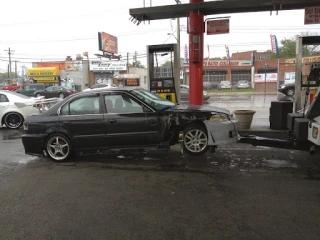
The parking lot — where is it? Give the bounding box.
[1,94,320,240]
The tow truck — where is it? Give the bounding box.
[239,68,320,156]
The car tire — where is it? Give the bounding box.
[45,133,73,162]
[183,124,209,156]
[58,93,65,99]
[35,93,42,98]
[4,112,24,129]
[286,88,295,96]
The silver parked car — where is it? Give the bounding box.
[180,84,210,102]
[236,80,250,89]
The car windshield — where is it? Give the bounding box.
[130,89,176,111]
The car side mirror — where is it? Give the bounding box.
[57,109,61,115]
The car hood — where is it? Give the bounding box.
[165,104,230,115]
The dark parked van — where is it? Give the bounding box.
[15,84,49,97]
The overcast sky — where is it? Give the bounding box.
[0,0,319,73]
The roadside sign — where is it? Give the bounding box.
[207,19,229,35]
[304,7,320,25]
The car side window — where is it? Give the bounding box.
[68,96,100,115]
[46,86,53,92]
[104,93,149,114]
[60,103,70,115]
[0,94,9,103]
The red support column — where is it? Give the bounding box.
[189,0,204,105]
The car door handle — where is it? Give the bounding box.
[62,121,70,125]
[109,120,117,124]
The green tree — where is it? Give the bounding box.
[129,60,145,68]
[270,33,319,59]
[161,61,173,67]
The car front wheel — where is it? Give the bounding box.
[35,93,42,98]
[183,124,209,156]
[45,134,73,162]
[4,113,23,129]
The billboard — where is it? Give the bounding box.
[65,61,82,71]
[90,61,127,71]
[98,32,118,54]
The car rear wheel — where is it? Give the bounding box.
[58,93,65,99]
[286,88,294,96]
[45,134,73,162]
[4,113,24,129]
[183,124,209,156]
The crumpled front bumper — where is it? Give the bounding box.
[204,119,238,146]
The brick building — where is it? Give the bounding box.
[182,51,319,92]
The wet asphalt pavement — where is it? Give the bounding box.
[1,94,320,240]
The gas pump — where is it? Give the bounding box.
[147,44,180,104]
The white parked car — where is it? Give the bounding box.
[83,84,118,92]
[0,90,43,129]
[219,81,232,90]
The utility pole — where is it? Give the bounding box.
[134,51,137,67]
[4,48,14,81]
[15,61,18,78]
[127,52,130,73]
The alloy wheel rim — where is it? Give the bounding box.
[59,94,64,99]
[47,136,70,161]
[5,114,21,128]
[184,129,208,153]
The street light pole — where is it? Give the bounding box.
[264,63,267,94]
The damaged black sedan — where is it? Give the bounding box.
[22,88,238,162]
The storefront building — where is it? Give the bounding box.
[89,60,127,86]
[32,56,89,91]
[182,52,319,92]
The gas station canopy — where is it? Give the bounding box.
[129,0,320,21]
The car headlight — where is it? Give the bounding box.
[281,85,286,89]
[210,114,229,122]
[203,91,208,96]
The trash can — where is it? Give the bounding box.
[234,110,256,129]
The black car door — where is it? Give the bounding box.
[58,94,105,150]
[103,92,163,148]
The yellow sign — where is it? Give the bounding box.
[33,76,56,81]
[27,67,60,77]
[37,79,59,83]
[285,56,320,64]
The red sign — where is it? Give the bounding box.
[305,7,320,25]
[207,19,229,35]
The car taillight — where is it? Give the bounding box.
[312,127,319,139]
[23,123,28,131]
[67,90,72,93]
